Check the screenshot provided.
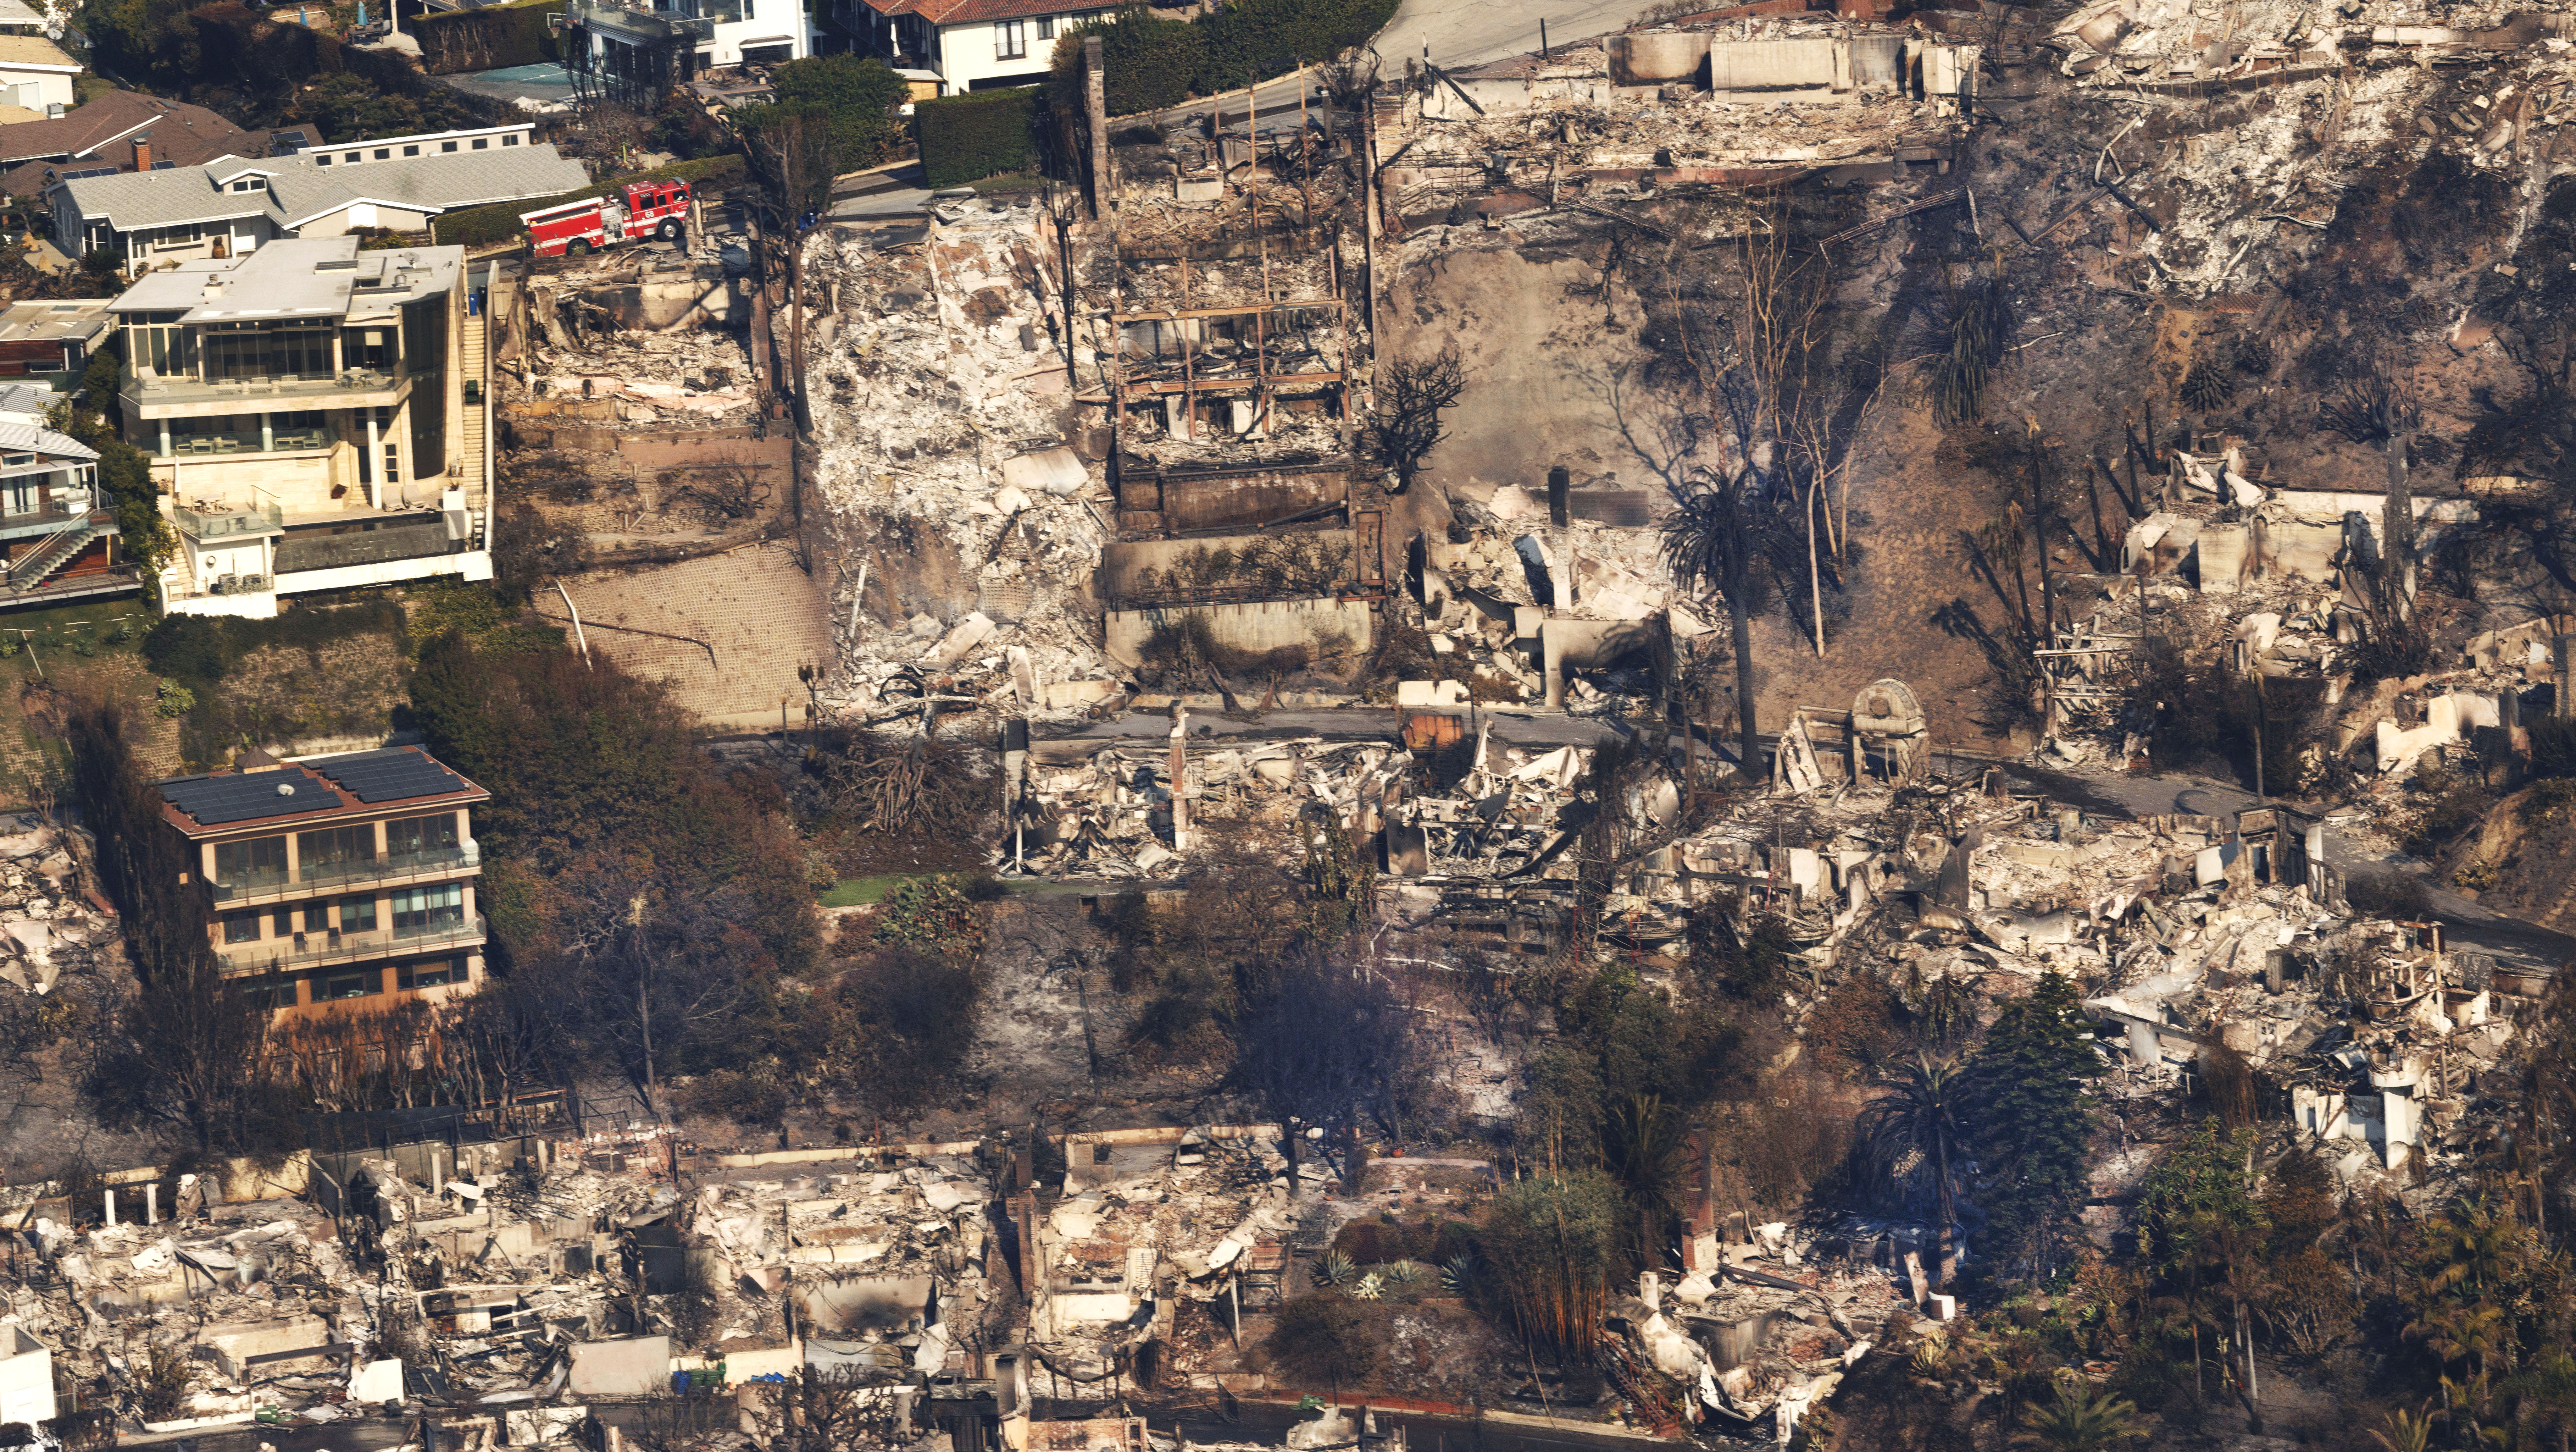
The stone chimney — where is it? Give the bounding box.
[131,132,151,171]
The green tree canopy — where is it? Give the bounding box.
[766,54,909,168]
[1968,972,2104,1282]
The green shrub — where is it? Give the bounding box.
[431,153,746,250]
[1047,11,1202,119]
[916,86,1040,188]
[872,875,986,956]
[770,54,909,166]
[1043,0,1392,121]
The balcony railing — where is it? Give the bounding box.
[209,844,481,904]
[176,503,284,539]
[154,426,334,459]
[123,368,407,412]
[216,913,486,976]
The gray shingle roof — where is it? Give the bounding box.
[54,141,589,234]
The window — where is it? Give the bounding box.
[391,882,464,936]
[399,956,467,991]
[214,836,288,889]
[373,148,390,160]
[402,145,420,157]
[441,141,458,153]
[316,969,380,1001]
[272,906,296,937]
[472,138,488,149]
[204,326,332,383]
[297,824,375,879]
[316,153,332,166]
[503,134,520,146]
[342,151,360,163]
[222,911,261,944]
[245,978,297,1010]
[340,895,377,932]
[302,904,332,934]
[1,477,34,516]
[1036,15,1053,38]
[994,18,1024,57]
[385,812,458,858]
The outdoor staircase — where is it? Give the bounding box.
[6,516,100,594]
[459,291,491,550]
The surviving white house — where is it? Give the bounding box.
[841,0,1108,92]
[0,35,81,115]
[107,236,497,618]
[559,0,808,112]
[49,123,584,270]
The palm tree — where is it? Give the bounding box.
[1601,1093,1689,1275]
[1861,1051,1968,1291]
[2014,1377,2142,1452]
[2367,1402,2436,1452]
[2422,1196,2521,1300]
[1661,468,1768,778]
[2150,1278,2224,1403]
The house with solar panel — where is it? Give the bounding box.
[155,744,490,1019]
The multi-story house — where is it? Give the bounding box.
[0,384,130,606]
[840,0,1109,93]
[561,0,807,112]
[106,235,495,618]
[157,745,489,1021]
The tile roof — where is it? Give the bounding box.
[54,141,587,233]
[860,0,1101,24]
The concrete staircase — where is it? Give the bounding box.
[459,295,491,550]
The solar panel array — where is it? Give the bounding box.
[56,166,115,181]
[159,769,322,825]
[307,749,465,804]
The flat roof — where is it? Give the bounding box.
[0,296,112,344]
[108,236,462,323]
[0,34,79,71]
[156,744,487,835]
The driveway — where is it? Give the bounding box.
[1379,0,1639,70]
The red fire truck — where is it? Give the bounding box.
[521,178,693,258]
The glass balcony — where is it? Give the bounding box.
[153,426,334,459]
[175,503,284,539]
[215,913,486,976]
[209,843,481,903]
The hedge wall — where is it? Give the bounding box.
[1043,0,1395,120]
[413,4,560,76]
[915,86,1038,188]
[430,152,745,248]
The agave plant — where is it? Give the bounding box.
[1352,1273,1384,1301]
[1912,1335,1949,1376]
[1315,1250,1355,1287]
[1441,1253,1478,1295]
[1387,1259,1423,1284]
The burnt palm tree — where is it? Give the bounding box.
[1661,467,1770,777]
[1861,1051,1969,1292]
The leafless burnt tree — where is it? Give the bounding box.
[1370,345,1468,491]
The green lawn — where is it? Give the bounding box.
[817,875,907,907]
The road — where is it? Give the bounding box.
[2002,760,2576,976]
[1378,0,1637,71]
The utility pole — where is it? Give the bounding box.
[1085,37,1110,220]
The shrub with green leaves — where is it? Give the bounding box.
[915,86,1039,188]
[872,875,987,956]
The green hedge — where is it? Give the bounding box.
[430,152,746,249]
[916,86,1039,188]
[1044,0,1395,120]
[414,5,561,76]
